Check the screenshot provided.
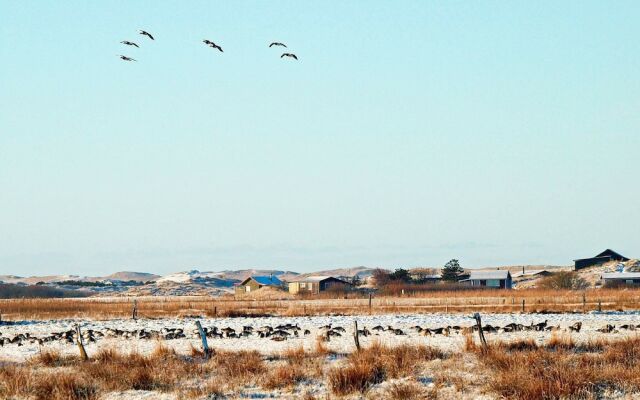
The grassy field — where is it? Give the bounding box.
[2,288,640,320]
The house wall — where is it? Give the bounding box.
[319,279,349,292]
[470,278,512,289]
[288,282,300,294]
[235,279,263,295]
[604,278,640,285]
[289,279,350,295]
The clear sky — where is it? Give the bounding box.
[1,1,639,276]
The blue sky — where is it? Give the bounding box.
[1,1,639,276]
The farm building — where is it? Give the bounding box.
[461,271,512,289]
[288,276,351,295]
[601,272,640,286]
[574,249,630,270]
[235,275,284,295]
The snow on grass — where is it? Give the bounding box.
[2,312,640,362]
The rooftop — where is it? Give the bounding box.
[249,275,283,286]
[288,275,347,283]
[601,272,640,279]
[468,271,511,280]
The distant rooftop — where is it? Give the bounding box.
[250,275,283,286]
[289,275,332,282]
[512,269,549,278]
[468,271,511,280]
[601,272,640,279]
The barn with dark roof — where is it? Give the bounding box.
[574,249,630,270]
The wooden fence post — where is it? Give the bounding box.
[582,293,586,313]
[132,299,138,320]
[473,313,488,350]
[214,306,217,317]
[75,324,89,361]
[521,299,525,312]
[353,320,361,351]
[598,300,602,312]
[195,320,212,358]
[368,294,372,312]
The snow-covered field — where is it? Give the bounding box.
[2,311,640,362]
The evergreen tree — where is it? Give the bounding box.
[441,259,464,282]
[390,268,412,282]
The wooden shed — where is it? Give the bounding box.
[235,275,284,295]
[288,276,351,295]
[574,249,630,270]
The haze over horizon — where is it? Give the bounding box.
[1,1,639,276]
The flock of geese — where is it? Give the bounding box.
[1,320,638,347]
[118,29,298,62]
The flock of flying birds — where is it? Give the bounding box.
[117,29,298,62]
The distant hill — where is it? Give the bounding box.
[215,269,300,282]
[296,266,375,280]
[88,271,160,283]
[155,270,238,287]
[0,275,81,285]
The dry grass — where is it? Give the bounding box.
[6,336,640,399]
[328,342,446,395]
[384,380,424,399]
[29,349,78,367]
[468,335,640,399]
[207,349,266,388]
[3,287,640,320]
[262,346,326,390]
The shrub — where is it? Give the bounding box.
[538,272,590,290]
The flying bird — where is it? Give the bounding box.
[269,42,287,48]
[203,40,223,52]
[120,41,139,48]
[281,53,298,60]
[118,55,137,61]
[139,30,154,40]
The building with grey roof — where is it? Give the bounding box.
[461,270,512,289]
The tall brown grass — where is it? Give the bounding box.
[328,342,446,395]
[0,288,640,320]
[470,335,640,399]
[3,287,640,319]
[385,381,424,400]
